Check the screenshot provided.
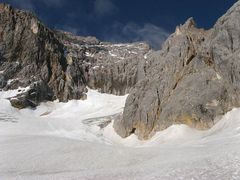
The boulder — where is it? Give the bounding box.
[10,81,54,109]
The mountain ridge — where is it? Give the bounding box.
[114,0,240,139]
[1,2,240,139]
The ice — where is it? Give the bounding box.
[0,88,240,179]
[131,51,138,54]
[7,78,19,85]
[92,65,100,69]
[0,87,29,99]
[109,51,117,57]
[144,50,152,59]
[144,54,148,59]
[216,72,222,80]
[85,52,95,57]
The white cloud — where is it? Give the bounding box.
[93,0,117,17]
[104,22,169,49]
[123,23,169,49]
[60,26,79,35]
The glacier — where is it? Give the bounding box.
[0,88,240,180]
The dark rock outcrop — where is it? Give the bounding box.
[0,73,6,88]
[9,81,54,109]
[0,3,85,103]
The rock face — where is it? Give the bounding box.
[0,3,77,103]
[1,2,240,140]
[114,2,240,139]
[0,3,150,107]
[55,30,150,95]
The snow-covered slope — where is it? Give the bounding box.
[0,89,240,179]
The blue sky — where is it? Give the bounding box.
[0,0,237,49]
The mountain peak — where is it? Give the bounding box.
[181,17,196,29]
[175,17,196,36]
[0,3,12,12]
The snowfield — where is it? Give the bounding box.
[0,88,240,180]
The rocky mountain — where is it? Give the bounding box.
[0,3,150,108]
[54,30,150,96]
[1,2,240,139]
[114,1,240,139]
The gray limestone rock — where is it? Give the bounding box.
[114,1,240,139]
[0,3,150,107]
[55,30,150,95]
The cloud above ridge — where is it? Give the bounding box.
[103,22,169,49]
[93,0,117,17]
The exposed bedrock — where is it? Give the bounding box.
[0,3,150,108]
[114,1,240,139]
[55,30,150,96]
[0,3,87,103]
